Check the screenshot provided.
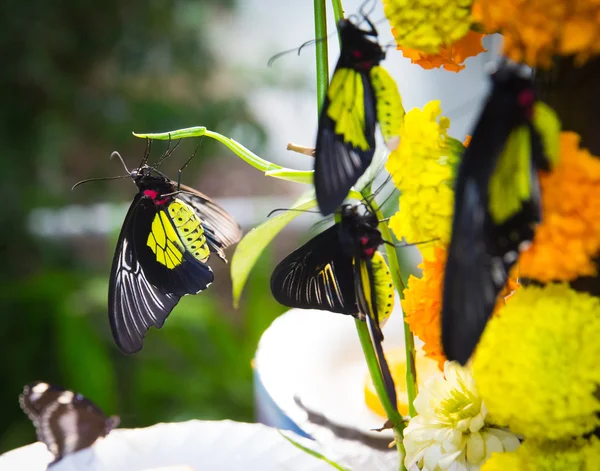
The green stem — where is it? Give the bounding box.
[313,0,328,114]
[331,0,344,47]
[361,190,418,418]
[355,319,406,471]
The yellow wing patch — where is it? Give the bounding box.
[533,101,561,167]
[488,126,532,224]
[327,68,369,150]
[356,252,394,327]
[370,66,404,151]
[168,200,210,263]
[147,212,184,269]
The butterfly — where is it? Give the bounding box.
[105,153,243,354]
[19,382,119,465]
[442,63,560,365]
[314,16,404,216]
[270,203,397,408]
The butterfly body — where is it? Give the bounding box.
[271,204,397,408]
[315,19,404,216]
[442,65,556,365]
[19,382,119,465]
[109,164,242,354]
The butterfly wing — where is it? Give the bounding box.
[270,225,358,315]
[442,73,543,365]
[354,254,397,410]
[178,183,243,262]
[109,194,213,354]
[315,67,377,215]
[20,383,117,463]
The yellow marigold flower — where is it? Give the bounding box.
[481,436,600,471]
[473,284,600,440]
[472,0,600,67]
[386,101,457,246]
[384,0,473,54]
[520,132,600,282]
[404,361,520,471]
[398,31,487,72]
[403,247,519,369]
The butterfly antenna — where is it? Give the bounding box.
[177,140,202,191]
[267,208,322,218]
[71,174,132,191]
[267,33,336,67]
[110,151,131,174]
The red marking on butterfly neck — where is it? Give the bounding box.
[352,50,363,58]
[143,189,169,205]
[360,236,369,246]
[518,89,535,118]
[364,247,375,257]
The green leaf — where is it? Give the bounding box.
[278,431,351,471]
[134,126,284,174]
[133,126,207,140]
[265,168,314,184]
[231,194,317,307]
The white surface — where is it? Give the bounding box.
[255,304,417,442]
[0,420,343,471]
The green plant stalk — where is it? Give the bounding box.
[314,0,329,114]
[331,0,344,47]
[372,199,418,418]
[355,319,406,471]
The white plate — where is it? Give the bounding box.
[0,420,347,471]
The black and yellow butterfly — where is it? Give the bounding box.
[79,149,242,354]
[442,63,559,365]
[315,17,404,216]
[271,203,397,407]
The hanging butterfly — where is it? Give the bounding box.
[74,146,243,354]
[315,16,404,216]
[270,203,397,408]
[19,382,119,465]
[442,63,560,365]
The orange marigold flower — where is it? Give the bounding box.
[402,247,448,369]
[397,31,487,73]
[403,247,520,369]
[472,0,600,67]
[520,132,600,282]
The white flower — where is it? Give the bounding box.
[403,361,520,471]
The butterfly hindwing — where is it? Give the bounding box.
[19,382,118,463]
[178,184,243,262]
[270,224,357,315]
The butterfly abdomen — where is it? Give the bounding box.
[168,199,211,263]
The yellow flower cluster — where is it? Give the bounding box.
[473,284,600,440]
[481,436,600,471]
[386,100,457,246]
[383,0,473,54]
[472,0,600,67]
[520,132,600,281]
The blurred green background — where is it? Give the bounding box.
[0,0,298,452]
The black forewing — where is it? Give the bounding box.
[177,184,243,262]
[270,225,358,314]
[442,78,529,365]
[314,70,377,216]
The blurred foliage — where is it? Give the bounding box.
[0,0,285,454]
